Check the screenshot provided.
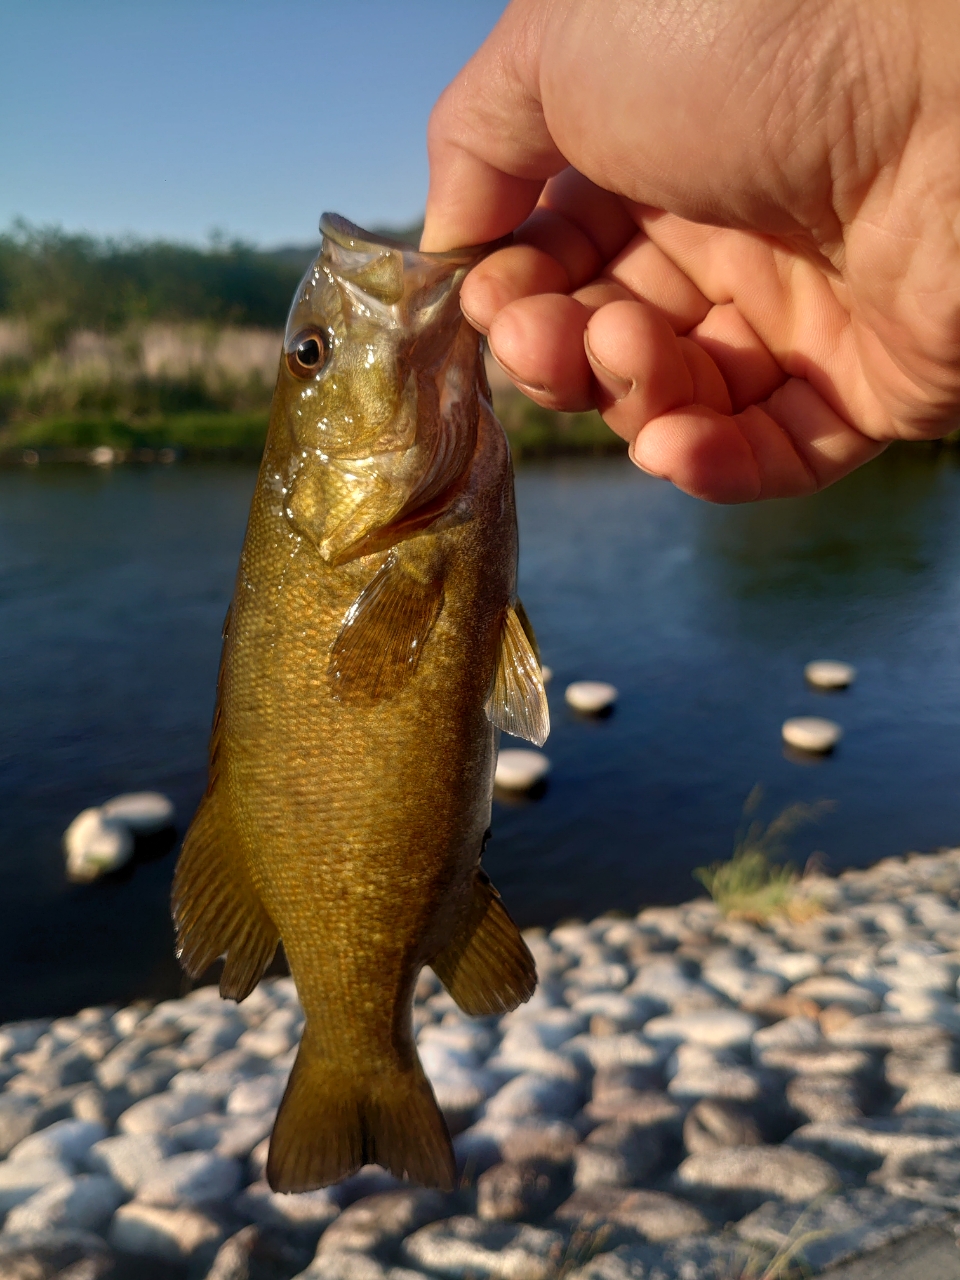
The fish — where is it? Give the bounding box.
[171,214,550,1193]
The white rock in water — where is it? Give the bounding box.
[805,660,856,690]
[88,445,115,466]
[63,809,134,882]
[565,681,618,713]
[540,665,553,684]
[782,717,842,753]
[101,791,174,834]
[495,749,551,791]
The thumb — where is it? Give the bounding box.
[421,0,566,252]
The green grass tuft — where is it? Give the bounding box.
[694,786,833,922]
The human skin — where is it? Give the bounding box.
[421,0,960,502]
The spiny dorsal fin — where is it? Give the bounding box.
[172,796,279,1002]
[513,597,541,663]
[328,554,443,702]
[485,602,550,746]
[431,869,537,1017]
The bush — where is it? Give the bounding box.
[0,223,310,340]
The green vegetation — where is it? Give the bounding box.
[0,223,304,455]
[497,392,624,459]
[0,222,311,338]
[9,411,271,457]
[0,395,621,462]
[0,221,623,460]
[694,786,832,921]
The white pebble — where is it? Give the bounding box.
[227,1074,287,1116]
[89,445,115,466]
[118,1091,212,1134]
[63,809,133,882]
[782,717,842,753]
[9,1119,107,1166]
[804,660,856,690]
[4,1173,124,1233]
[0,1158,73,1213]
[109,1202,225,1263]
[101,791,175,834]
[86,1133,178,1193]
[564,681,618,713]
[495,749,551,791]
[135,1150,243,1207]
[540,665,553,684]
[235,1179,340,1233]
[643,1010,760,1050]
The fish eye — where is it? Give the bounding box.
[286,328,328,378]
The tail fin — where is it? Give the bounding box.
[266,1029,455,1193]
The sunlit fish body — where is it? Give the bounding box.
[172,215,549,1192]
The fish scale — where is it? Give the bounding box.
[171,215,549,1192]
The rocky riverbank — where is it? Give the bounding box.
[2,851,960,1279]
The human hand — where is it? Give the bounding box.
[422,0,960,501]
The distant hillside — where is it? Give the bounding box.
[0,218,620,461]
[0,219,425,343]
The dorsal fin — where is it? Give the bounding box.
[485,602,550,747]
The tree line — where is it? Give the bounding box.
[0,224,317,341]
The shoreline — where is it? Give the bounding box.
[0,358,627,465]
[0,409,627,467]
[0,849,957,1277]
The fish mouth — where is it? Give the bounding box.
[319,213,511,267]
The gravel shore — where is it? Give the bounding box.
[3,849,960,1279]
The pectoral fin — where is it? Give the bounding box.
[328,554,444,701]
[485,602,550,746]
[431,869,537,1016]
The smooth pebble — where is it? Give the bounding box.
[804,660,856,690]
[564,681,618,713]
[782,716,842,753]
[494,749,550,791]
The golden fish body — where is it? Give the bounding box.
[172,216,549,1192]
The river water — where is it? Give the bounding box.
[3,447,960,1019]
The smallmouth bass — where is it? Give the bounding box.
[172,215,549,1192]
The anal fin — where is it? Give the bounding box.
[267,1026,455,1192]
[485,601,550,746]
[328,553,444,701]
[172,796,279,1002]
[432,869,537,1016]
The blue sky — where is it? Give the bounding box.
[0,1,506,247]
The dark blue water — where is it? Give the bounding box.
[2,448,960,1019]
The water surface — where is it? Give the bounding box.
[2,448,960,1018]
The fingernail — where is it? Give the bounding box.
[488,349,548,396]
[460,303,488,336]
[584,334,633,403]
[628,437,664,478]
